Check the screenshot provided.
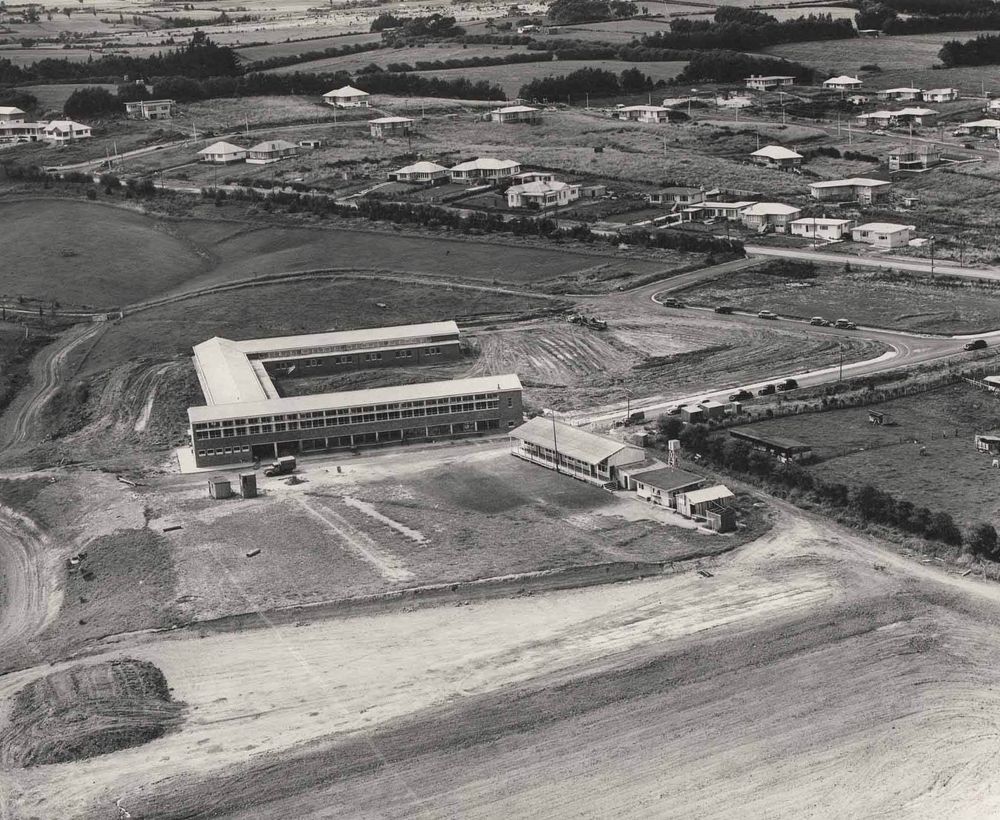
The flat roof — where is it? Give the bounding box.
[193,337,271,406]
[633,466,704,492]
[492,105,539,113]
[511,417,638,464]
[370,116,414,124]
[730,428,811,451]
[190,373,522,423]
[683,485,734,505]
[809,177,890,189]
[234,321,460,356]
[853,222,914,233]
[741,202,800,215]
[790,217,853,226]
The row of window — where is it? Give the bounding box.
[199,445,252,457]
[247,337,457,360]
[193,393,511,432]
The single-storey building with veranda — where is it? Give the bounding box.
[42,120,91,143]
[750,145,803,170]
[809,177,891,204]
[887,145,940,171]
[648,186,705,207]
[246,139,298,164]
[391,160,449,184]
[187,321,522,468]
[449,157,521,183]
[877,87,922,101]
[740,202,802,232]
[323,85,370,107]
[125,99,175,120]
[198,141,247,163]
[506,179,580,209]
[745,75,794,91]
[490,104,542,124]
[509,417,646,486]
[628,466,705,507]
[824,75,862,91]
[618,105,670,123]
[851,222,915,248]
[369,116,414,138]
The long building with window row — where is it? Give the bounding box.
[187,322,520,468]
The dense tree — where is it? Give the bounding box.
[64,86,119,118]
[966,522,999,559]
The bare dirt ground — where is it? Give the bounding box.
[6,501,1000,818]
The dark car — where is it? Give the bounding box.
[714,305,735,314]
[661,297,685,308]
[964,339,988,351]
[757,384,776,396]
[777,378,799,391]
[665,405,682,415]
[729,389,753,402]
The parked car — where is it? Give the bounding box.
[834,318,857,329]
[729,389,753,402]
[777,378,799,391]
[810,316,830,326]
[757,384,776,396]
[758,310,778,320]
[661,297,685,308]
[664,405,682,415]
[964,339,988,351]
[714,305,735,314]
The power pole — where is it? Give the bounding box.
[839,343,844,383]
[550,412,560,474]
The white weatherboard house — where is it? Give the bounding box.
[42,120,92,143]
[923,87,958,103]
[809,177,891,204]
[877,87,921,101]
[618,104,670,124]
[824,75,862,91]
[198,141,247,163]
[124,99,175,120]
[506,179,580,209]
[490,104,541,124]
[509,416,645,486]
[323,85,369,107]
[750,145,802,169]
[960,118,1000,137]
[745,75,794,91]
[449,157,521,183]
[851,222,915,248]
[0,106,26,122]
[369,116,414,138]
[740,202,801,232]
[391,160,449,184]
[789,217,854,241]
[246,139,298,164]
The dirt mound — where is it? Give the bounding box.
[0,658,183,768]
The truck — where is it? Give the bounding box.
[264,455,296,477]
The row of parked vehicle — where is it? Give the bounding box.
[729,378,798,401]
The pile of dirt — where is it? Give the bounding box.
[0,658,183,768]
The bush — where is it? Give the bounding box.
[64,86,119,119]
[965,522,998,559]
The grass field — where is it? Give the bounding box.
[0,199,209,308]
[678,262,1000,334]
[733,383,1000,527]
[13,83,117,113]
[263,43,539,75]
[235,32,382,63]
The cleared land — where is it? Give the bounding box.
[263,43,539,75]
[731,383,1000,527]
[235,32,382,63]
[677,262,1000,334]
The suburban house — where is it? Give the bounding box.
[959,118,1000,137]
[0,120,44,143]
[740,202,802,233]
[877,87,922,101]
[809,177,891,204]
[717,94,753,109]
[124,99,175,120]
[695,200,757,221]
[628,466,705,508]
[856,110,896,129]
[369,116,414,138]
[894,107,938,126]
[509,417,646,486]
[789,217,854,241]
[847,94,871,106]
[750,145,803,170]
[923,87,958,103]
[198,141,247,163]
[490,104,542,124]
[887,145,940,171]
[391,160,449,184]
[0,106,26,122]
[506,179,580,209]
[745,75,795,91]
[449,157,521,183]
[618,104,670,123]
[42,120,92,143]
[730,429,812,462]
[986,100,1000,114]
[648,186,705,207]
[851,222,915,248]
[512,171,554,185]
[322,85,370,107]
[245,139,298,164]
[824,75,862,91]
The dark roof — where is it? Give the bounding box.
[730,428,811,452]
[656,186,701,195]
[632,467,704,492]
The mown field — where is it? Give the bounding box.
[235,32,382,63]
[734,383,1000,527]
[678,262,1000,334]
[263,42,538,75]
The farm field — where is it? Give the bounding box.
[420,59,689,97]
[235,32,382,63]
[767,31,1000,77]
[263,43,540,75]
[733,383,1000,528]
[678,262,1000,334]
[13,82,118,112]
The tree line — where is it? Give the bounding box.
[518,66,661,101]
[677,51,815,84]
[939,33,1000,68]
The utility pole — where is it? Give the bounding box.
[550,411,560,474]
[585,91,589,110]
[930,235,936,275]
[839,343,844,383]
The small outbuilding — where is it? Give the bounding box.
[630,466,705,508]
[676,484,735,524]
[730,429,812,462]
[975,434,1000,455]
[208,475,232,499]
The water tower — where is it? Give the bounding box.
[667,439,681,468]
